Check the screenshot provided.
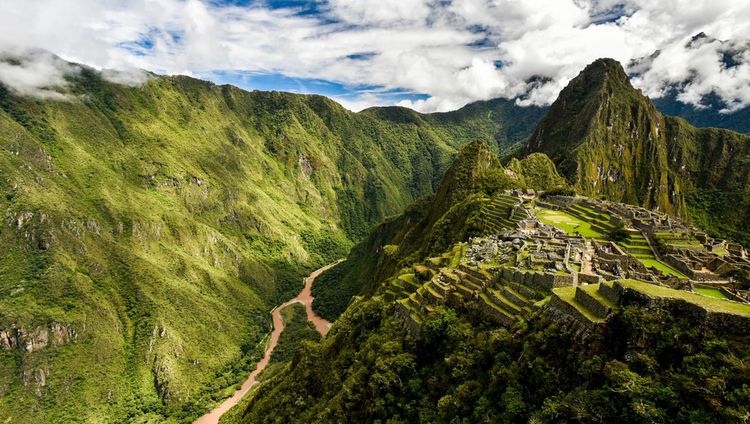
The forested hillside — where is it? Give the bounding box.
[0,58,543,423]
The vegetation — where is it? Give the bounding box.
[619,279,750,316]
[694,287,730,300]
[536,208,604,238]
[636,258,689,279]
[607,224,630,243]
[525,58,750,246]
[270,304,321,364]
[233,293,750,423]
[0,57,545,422]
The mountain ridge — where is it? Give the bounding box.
[0,60,545,422]
[525,58,750,244]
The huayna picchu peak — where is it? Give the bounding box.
[3,3,750,421]
[526,58,750,246]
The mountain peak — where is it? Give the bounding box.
[524,58,685,214]
[525,58,647,177]
[580,57,628,79]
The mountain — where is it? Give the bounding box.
[653,92,750,135]
[224,59,750,423]
[0,57,544,422]
[526,58,750,245]
[230,138,750,424]
[311,141,567,320]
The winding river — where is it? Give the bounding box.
[194,261,341,424]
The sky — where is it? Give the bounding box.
[0,0,748,112]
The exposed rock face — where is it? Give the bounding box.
[0,322,77,352]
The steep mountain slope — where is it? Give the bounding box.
[312,141,567,320]
[526,58,750,244]
[0,58,543,422]
[363,97,548,158]
[231,138,750,424]
[233,291,750,423]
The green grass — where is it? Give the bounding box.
[536,208,604,238]
[552,286,605,322]
[578,284,616,309]
[618,279,750,317]
[635,258,688,279]
[694,287,729,300]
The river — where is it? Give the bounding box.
[194,260,341,424]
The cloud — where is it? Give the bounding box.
[0,48,77,100]
[0,0,748,111]
[100,68,153,87]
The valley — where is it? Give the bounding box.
[0,54,749,423]
[195,261,338,424]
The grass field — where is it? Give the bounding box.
[694,287,729,299]
[636,258,688,279]
[536,208,604,238]
[618,280,750,317]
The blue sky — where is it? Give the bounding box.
[204,70,430,108]
[1,0,749,112]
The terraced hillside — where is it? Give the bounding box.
[237,238,750,423]
[480,194,529,234]
[311,142,568,320]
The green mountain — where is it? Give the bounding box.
[226,59,750,424]
[312,141,567,320]
[0,59,544,422]
[230,139,750,424]
[526,58,750,245]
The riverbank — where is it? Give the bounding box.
[194,260,341,424]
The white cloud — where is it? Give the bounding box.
[329,0,432,25]
[0,0,748,112]
[0,48,77,100]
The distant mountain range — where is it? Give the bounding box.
[634,32,750,135]
[653,92,750,135]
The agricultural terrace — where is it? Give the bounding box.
[637,257,688,279]
[618,279,750,317]
[535,208,604,238]
[694,287,730,299]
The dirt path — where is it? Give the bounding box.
[194,260,341,424]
